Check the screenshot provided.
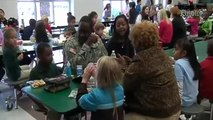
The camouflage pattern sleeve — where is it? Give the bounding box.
[64,37,108,71]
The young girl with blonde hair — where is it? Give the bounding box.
[3,28,31,81]
[76,56,124,120]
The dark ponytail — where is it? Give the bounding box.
[104,3,111,10]
[176,38,201,80]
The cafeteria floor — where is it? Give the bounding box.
[0,50,212,120]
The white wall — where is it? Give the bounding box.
[73,0,103,21]
[0,0,103,22]
[0,0,18,19]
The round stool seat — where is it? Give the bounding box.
[195,37,204,42]
[182,104,204,115]
[4,79,27,86]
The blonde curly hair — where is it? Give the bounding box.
[130,21,160,51]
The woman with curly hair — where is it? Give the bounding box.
[122,21,181,120]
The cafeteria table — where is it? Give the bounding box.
[22,80,80,113]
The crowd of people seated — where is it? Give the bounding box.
[1,1,213,120]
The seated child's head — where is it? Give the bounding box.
[3,28,17,48]
[29,19,36,28]
[88,11,98,26]
[37,43,53,65]
[67,15,76,27]
[8,17,19,28]
[41,16,49,25]
[207,39,213,57]
[113,15,129,40]
[174,38,196,60]
[94,22,105,37]
[96,56,122,88]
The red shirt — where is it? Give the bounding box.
[46,24,52,34]
[199,56,213,99]
[159,19,173,46]
[186,18,199,35]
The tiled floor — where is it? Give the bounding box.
[0,83,36,120]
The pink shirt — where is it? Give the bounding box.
[159,19,173,45]
[187,18,199,35]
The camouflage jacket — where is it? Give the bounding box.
[64,34,108,72]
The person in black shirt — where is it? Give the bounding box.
[22,19,36,40]
[128,2,137,25]
[169,6,186,48]
[106,15,134,58]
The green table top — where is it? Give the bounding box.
[194,41,207,62]
[165,41,207,62]
[22,80,80,113]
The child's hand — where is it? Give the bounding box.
[17,53,23,61]
[82,63,95,83]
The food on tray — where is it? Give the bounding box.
[31,80,46,88]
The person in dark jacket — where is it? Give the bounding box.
[121,21,181,120]
[128,2,137,26]
[22,19,36,40]
[169,6,186,48]
[106,15,134,58]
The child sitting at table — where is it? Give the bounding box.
[30,42,62,80]
[41,16,52,34]
[6,18,32,65]
[7,17,21,39]
[94,22,106,44]
[3,28,31,82]
[199,39,213,100]
[174,37,201,107]
[30,20,52,47]
[64,14,76,39]
[106,15,134,58]
[29,42,62,120]
[76,56,124,120]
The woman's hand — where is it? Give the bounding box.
[115,54,132,72]
[117,54,132,65]
[85,34,98,46]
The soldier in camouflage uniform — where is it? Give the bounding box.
[64,16,108,73]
